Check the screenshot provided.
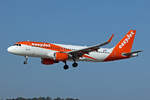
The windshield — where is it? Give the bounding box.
[14,44,21,46]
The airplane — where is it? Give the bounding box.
[7,30,142,70]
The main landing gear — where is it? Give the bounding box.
[72,62,78,67]
[23,56,28,64]
[72,59,78,67]
[63,61,78,70]
[63,61,69,70]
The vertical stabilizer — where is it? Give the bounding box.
[115,30,136,53]
[104,30,136,61]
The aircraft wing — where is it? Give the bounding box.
[67,34,114,58]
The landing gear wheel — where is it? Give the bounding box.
[72,62,78,67]
[64,65,69,70]
[24,61,27,64]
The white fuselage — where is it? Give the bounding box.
[7,30,140,69]
[7,43,113,62]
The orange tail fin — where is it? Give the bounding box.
[104,30,136,61]
[115,30,136,53]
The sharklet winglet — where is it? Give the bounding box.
[107,34,114,43]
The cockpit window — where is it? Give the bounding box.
[14,44,21,46]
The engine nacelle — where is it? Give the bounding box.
[41,58,58,65]
[47,52,69,61]
[55,52,68,61]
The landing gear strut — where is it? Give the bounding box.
[23,56,28,64]
[63,59,78,70]
[63,61,69,70]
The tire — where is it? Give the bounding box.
[24,61,27,64]
[72,62,78,67]
[64,65,69,70]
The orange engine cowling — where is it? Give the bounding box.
[55,52,68,61]
[41,58,56,65]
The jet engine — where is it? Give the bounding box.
[47,52,69,61]
[55,52,68,61]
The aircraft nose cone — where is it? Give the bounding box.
[7,47,12,53]
[7,46,14,54]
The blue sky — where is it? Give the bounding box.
[0,0,149,100]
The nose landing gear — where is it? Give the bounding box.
[23,56,28,64]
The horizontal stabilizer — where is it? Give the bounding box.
[122,50,142,57]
